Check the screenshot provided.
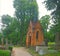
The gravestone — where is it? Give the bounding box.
[36,41,48,55]
[36,46,48,55]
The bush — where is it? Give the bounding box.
[8,46,13,51]
[48,42,55,50]
[0,50,11,56]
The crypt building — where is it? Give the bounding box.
[26,20,44,47]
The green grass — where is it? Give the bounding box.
[44,52,60,56]
[0,50,11,56]
[48,42,55,45]
[48,42,56,50]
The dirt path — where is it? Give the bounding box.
[12,47,32,56]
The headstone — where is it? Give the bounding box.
[36,42,45,52]
[36,41,45,52]
[39,46,48,55]
[36,41,58,55]
[36,46,48,55]
[36,46,40,52]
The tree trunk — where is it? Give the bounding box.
[55,32,60,50]
[5,38,8,49]
[1,37,4,46]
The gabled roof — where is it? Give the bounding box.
[30,20,42,29]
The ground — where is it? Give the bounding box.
[12,47,32,56]
[11,46,60,56]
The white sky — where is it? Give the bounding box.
[0,0,51,17]
[0,0,15,17]
[0,0,51,29]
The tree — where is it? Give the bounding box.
[2,15,12,26]
[1,15,19,45]
[44,0,60,49]
[40,15,50,38]
[13,0,38,45]
[44,0,60,32]
[0,33,3,44]
[1,15,13,37]
[40,15,50,45]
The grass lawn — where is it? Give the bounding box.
[0,50,11,56]
[44,52,60,56]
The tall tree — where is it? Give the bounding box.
[44,0,60,49]
[1,15,13,37]
[1,15,18,45]
[40,15,50,45]
[40,15,50,38]
[44,0,60,32]
[13,0,38,45]
[2,15,12,28]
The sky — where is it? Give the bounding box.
[0,0,51,17]
[0,0,51,28]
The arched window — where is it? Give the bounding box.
[36,31,39,40]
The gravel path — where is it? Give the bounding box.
[12,47,32,56]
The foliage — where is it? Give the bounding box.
[47,30,55,42]
[8,46,13,51]
[1,15,18,45]
[44,52,60,56]
[40,15,50,40]
[1,0,38,46]
[0,33,3,44]
[44,0,60,33]
[13,0,38,45]
[2,15,12,26]
[1,15,13,37]
[43,0,60,50]
[0,50,11,56]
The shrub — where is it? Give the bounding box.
[8,46,13,51]
[0,50,11,56]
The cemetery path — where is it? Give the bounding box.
[12,47,32,56]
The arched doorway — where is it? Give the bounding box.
[28,36,31,46]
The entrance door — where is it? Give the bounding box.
[29,36,31,46]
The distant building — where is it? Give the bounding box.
[26,21,44,47]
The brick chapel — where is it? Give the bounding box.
[26,20,44,47]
